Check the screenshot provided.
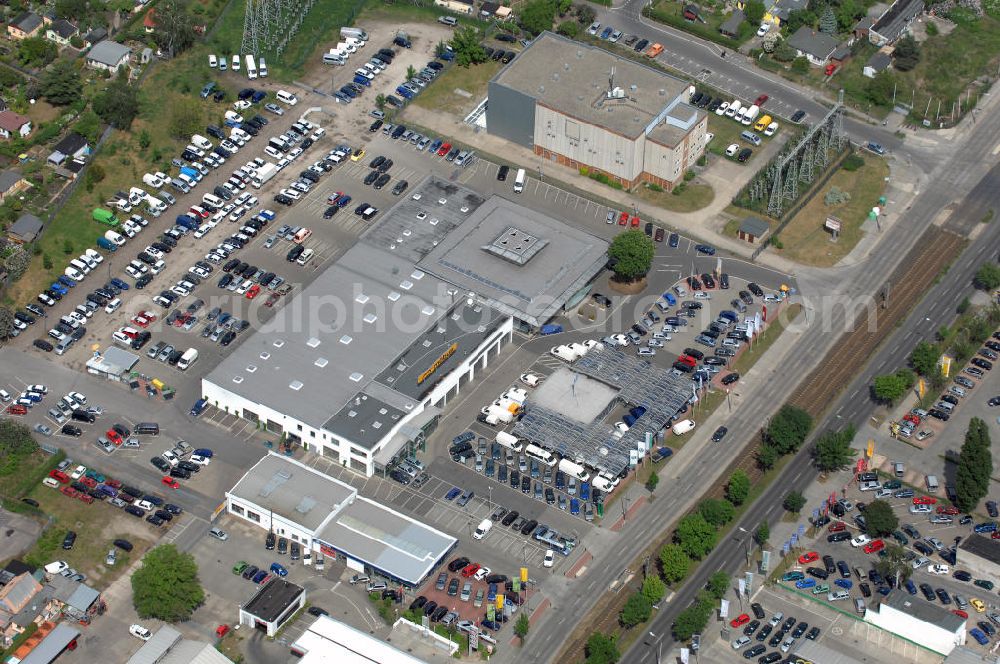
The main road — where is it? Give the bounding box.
[516,64,1000,664]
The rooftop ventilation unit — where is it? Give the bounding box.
[363,313,377,324]
[388,291,401,302]
[349,372,363,382]
[259,352,270,360]
[410,270,424,280]
[246,364,257,373]
[340,334,352,345]
[273,339,285,348]
[307,337,321,348]
[315,357,329,368]
[355,293,369,304]
[400,280,413,290]
[289,380,303,391]
[233,376,244,384]
[421,305,435,316]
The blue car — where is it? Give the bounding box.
[540,324,563,335]
[50,282,68,295]
[336,194,352,208]
[904,579,917,595]
[580,482,590,501]
[110,277,130,291]
[481,620,501,631]
[971,628,989,646]
[834,579,852,590]
[795,578,816,590]
[444,487,461,500]
[252,90,267,103]
[570,498,580,515]
[270,562,288,577]
[488,583,497,602]
[600,26,613,39]
[57,275,77,288]
[189,398,208,417]
[975,522,998,534]
[252,569,269,584]
[652,447,673,462]
[695,244,716,255]
[193,448,214,458]
[663,292,677,306]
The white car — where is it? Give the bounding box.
[129,624,152,641]
[161,450,180,467]
[44,560,69,575]
[725,143,740,157]
[151,260,166,275]
[69,465,87,479]
[67,391,87,405]
[145,246,163,259]
[850,534,871,548]
[233,99,252,111]
[928,564,949,575]
[716,102,729,116]
[190,454,212,466]
[474,567,491,581]
[125,264,145,279]
[757,22,770,37]
[693,292,711,300]
[84,248,104,264]
[764,122,779,137]
[704,132,714,144]
[279,188,301,200]
[543,550,555,568]
[288,147,304,160]
[911,556,930,569]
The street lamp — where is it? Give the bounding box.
[737,527,751,567]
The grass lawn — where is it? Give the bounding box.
[734,303,802,375]
[635,181,715,213]
[706,113,775,163]
[645,0,750,48]
[411,59,503,116]
[23,483,155,587]
[777,157,889,267]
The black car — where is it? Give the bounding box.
[520,519,538,535]
[721,372,740,385]
[125,505,145,517]
[409,596,427,610]
[791,110,806,123]
[750,602,765,620]
[791,621,808,638]
[113,538,133,551]
[169,467,191,480]
[501,510,519,526]
[448,557,470,572]
[919,583,936,601]
[754,624,772,643]
[936,588,951,604]
[954,570,972,582]
[374,173,391,190]
[743,620,760,636]
[154,509,173,521]
[147,515,165,526]
[178,460,200,473]
[497,165,510,181]
[33,339,54,352]
[988,501,998,518]
[634,38,649,52]
[447,577,460,596]
[62,530,77,549]
[377,158,393,173]
[369,119,383,132]
[61,424,82,437]
[711,426,728,442]
[431,605,448,622]
[364,170,379,186]
[164,503,183,515]
[768,630,784,648]
[308,606,329,617]
[151,457,170,472]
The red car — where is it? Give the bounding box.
[106,430,123,445]
[162,476,180,489]
[936,505,959,515]
[60,486,78,498]
[104,478,122,489]
[265,292,280,308]
[630,215,640,227]
[992,530,1000,540]
[49,469,70,483]
[863,539,885,554]
[6,404,27,415]
[953,609,969,619]
[730,613,750,628]
[245,284,261,299]
[80,476,97,489]
[189,207,210,219]
[461,563,481,578]
[754,94,769,106]
[77,493,94,504]
[828,521,846,533]
[676,355,697,367]
[902,413,920,425]
[437,142,452,157]
[618,212,629,226]
[172,314,190,328]
[913,496,937,505]
[797,551,819,564]
[328,192,344,205]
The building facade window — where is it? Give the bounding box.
[247,510,260,523]
[232,504,245,516]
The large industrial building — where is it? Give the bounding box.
[488,32,708,190]
[226,454,457,587]
[202,177,607,476]
[865,591,966,655]
[956,534,1000,579]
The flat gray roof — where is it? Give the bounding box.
[880,590,965,632]
[88,40,130,66]
[293,615,430,663]
[791,638,866,664]
[647,103,702,147]
[317,496,456,586]
[492,32,690,140]
[960,534,1000,566]
[242,578,304,623]
[417,196,608,328]
[228,454,355,532]
[20,623,80,664]
[126,626,182,664]
[530,367,619,424]
[204,243,451,429]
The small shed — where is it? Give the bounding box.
[86,346,139,381]
[683,4,700,20]
[8,213,43,244]
[719,10,745,37]
[738,216,770,244]
[864,50,892,78]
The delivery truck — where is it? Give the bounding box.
[340,26,368,41]
[93,208,118,227]
[251,162,278,189]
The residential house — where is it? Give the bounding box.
[125,626,235,664]
[45,19,79,46]
[143,9,156,33]
[479,1,500,18]
[44,575,102,621]
[761,0,807,26]
[13,622,79,664]
[0,571,43,647]
[719,10,745,38]
[85,40,132,72]
[682,4,700,20]
[870,0,924,46]
[786,27,840,66]
[494,5,512,19]
[0,111,32,140]
[738,216,770,244]
[47,132,90,166]
[829,44,852,67]
[0,170,30,202]
[7,12,43,40]
[8,214,43,244]
[863,50,893,78]
[433,0,474,14]
[853,16,874,41]
[82,27,107,48]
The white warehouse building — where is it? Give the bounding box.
[865,591,966,655]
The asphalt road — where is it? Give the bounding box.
[621,146,1000,660]
[522,79,1000,664]
[598,0,902,149]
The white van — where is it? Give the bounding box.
[495,431,523,452]
[69,258,91,274]
[558,458,591,482]
[191,134,212,151]
[295,247,315,266]
[231,54,240,71]
[550,345,577,362]
[104,230,126,246]
[177,348,199,370]
[64,266,85,282]
[142,173,164,188]
[276,89,298,106]
[323,51,346,65]
[513,168,526,193]
[473,518,492,540]
[525,443,556,467]
[258,57,268,77]
[202,193,224,209]
[592,473,619,492]
[672,419,696,436]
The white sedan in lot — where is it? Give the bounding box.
[928,564,949,575]
[850,534,871,548]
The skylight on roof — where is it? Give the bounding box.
[355,293,369,304]
[340,335,352,345]
[400,280,413,290]
[233,376,244,384]
[363,313,377,324]
[273,339,285,348]
[289,380,304,391]
[246,365,257,373]
[260,352,271,360]
[410,270,424,280]
[388,291,400,302]
[306,337,321,348]
[315,357,329,368]
[421,305,435,316]
[349,372,363,382]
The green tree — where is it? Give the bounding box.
[41,60,82,106]
[755,520,770,545]
[641,575,666,604]
[520,0,557,35]
[153,0,198,56]
[791,56,810,74]
[783,490,806,513]
[676,513,717,559]
[608,230,655,282]
[620,592,652,627]
[557,20,580,37]
[131,544,204,622]
[55,0,89,20]
[17,37,57,66]
[766,405,813,455]
[784,9,817,33]
[93,75,140,130]
[818,5,837,33]
[673,593,713,641]
[910,341,940,376]
[707,571,729,599]
[406,65,417,81]
[874,543,912,586]
[975,263,1000,290]
[892,35,920,71]
[0,307,13,340]
[872,368,916,404]
[451,27,487,67]
[836,0,862,30]
[813,424,856,471]
[756,444,778,470]
[773,40,796,62]
[62,239,74,255]
[576,3,596,25]
[744,0,766,24]
[699,498,735,527]
[585,632,619,664]
[726,470,750,506]
[42,253,53,270]
[168,104,202,140]
[375,93,386,110]
[514,613,530,643]
[74,110,101,142]
[645,472,659,492]
[138,130,152,150]
[0,420,39,464]
[956,417,992,512]
[659,543,690,583]
[863,499,899,536]
[865,70,897,107]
